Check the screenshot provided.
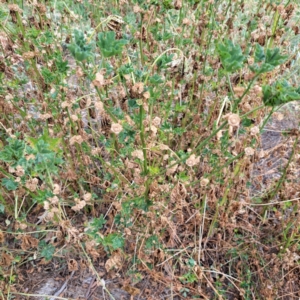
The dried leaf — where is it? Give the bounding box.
[21,235,39,250]
[105,251,123,271]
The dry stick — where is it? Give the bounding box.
[198,194,207,265]
[50,270,75,300]
[10,293,74,300]
[202,272,223,299]
[277,291,300,299]
[156,246,191,267]
[85,276,97,299]
[203,269,241,283]
[247,197,300,206]
[0,229,57,235]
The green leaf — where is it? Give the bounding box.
[0,203,4,214]
[26,131,62,154]
[32,189,53,204]
[26,27,40,39]
[128,98,139,109]
[54,54,69,74]
[180,272,198,284]
[254,44,265,62]
[265,48,288,67]
[250,46,288,74]
[187,258,196,267]
[263,80,300,107]
[156,53,174,70]
[216,39,245,73]
[249,63,273,74]
[90,215,106,231]
[0,138,26,164]
[118,63,134,77]
[162,0,173,10]
[0,5,9,22]
[68,30,94,62]
[178,171,189,182]
[148,166,160,175]
[97,31,127,58]
[41,67,56,84]
[149,74,164,84]
[0,148,14,163]
[2,178,18,191]
[26,133,64,177]
[104,233,124,250]
[162,31,173,41]
[175,103,187,112]
[40,30,54,45]
[173,127,186,136]
[39,240,55,261]
[241,118,254,127]
[145,235,160,249]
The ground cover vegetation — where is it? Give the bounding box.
[0,0,300,299]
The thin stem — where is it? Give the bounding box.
[267,8,279,49]
[226,73,235,99]
[233,74,259,111]
[139,105,148,175]
[144,48,184,85]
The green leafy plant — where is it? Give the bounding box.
[216,39,245,73]
[0,138,26,165]
[156,53,174,70]
[0,133,63,192]
[262,79,300,107]
[1,178,18,191]
[86,215,106,238]
[38,240,55,261]
[101,233,125,252]
[41,67,56,84]
[97,31,127,58]
[68,29,94,61]
[145,235,161,250]
[250,44,288,74]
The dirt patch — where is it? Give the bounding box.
[251,102,300,198]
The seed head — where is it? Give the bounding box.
[186,154,200,167]
[200,178,209,187]
[227,113,241,127]
[111,123,123,135]
[132,149,144,161]
[245,147,255,156]
[8,4,22,12]
[22,52,35,60]
[69,135,84,145]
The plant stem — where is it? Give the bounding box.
[139,105,148,175]
[232,74,259,111]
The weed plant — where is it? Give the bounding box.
[0,0,300,299]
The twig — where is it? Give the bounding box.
[50,270,75,300]
[198,195,207,265]
[248,196,300,206]
[11,292,74,300]
[156,247,191,267]
[85,276,96,299]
